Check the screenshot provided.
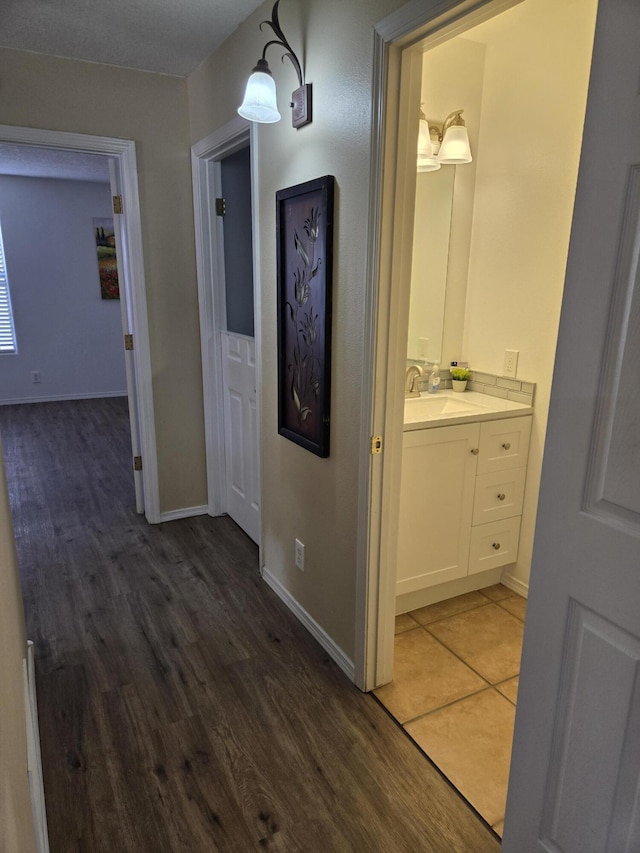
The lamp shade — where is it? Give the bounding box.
[417,155,441,173]
[238,60,282,123]
[417,120,441,172]
[438,125,472,164]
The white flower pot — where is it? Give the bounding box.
[452,379,468,392]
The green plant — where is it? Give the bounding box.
[451,367,470,381]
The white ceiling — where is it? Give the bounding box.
[0,144,111,182]
[0,0,265,77]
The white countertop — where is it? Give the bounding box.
[404,390,533,430]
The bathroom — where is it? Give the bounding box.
[373,0,598,836]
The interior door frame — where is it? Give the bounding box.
[0,124,160,523]
[191,116,262,552]
[354,0,524,691]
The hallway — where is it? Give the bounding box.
[0,398,499,852]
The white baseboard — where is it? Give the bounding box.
[500,570,529,598]
[23,641,50,853]
[0,390,127,406]
[159,505,209,523]
[261,566,355,683]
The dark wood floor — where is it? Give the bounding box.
[0,398,499,852]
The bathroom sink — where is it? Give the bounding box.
[405,393,487,416]
[404,390,532,429]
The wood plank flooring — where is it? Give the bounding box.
[0,398,500,852]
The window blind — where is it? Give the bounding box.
[0,222,17,353]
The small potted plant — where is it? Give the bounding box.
[451,366,470,392]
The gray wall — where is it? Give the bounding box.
[0,175,126,403]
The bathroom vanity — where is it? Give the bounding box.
[397,391,532,604]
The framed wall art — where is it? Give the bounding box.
[276,175,335,457]
[93,217,119,299]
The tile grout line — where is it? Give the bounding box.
[412,599,495,629]
[400,684,496,727]
[418,622,521,687]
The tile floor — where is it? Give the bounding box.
[374,584,526,838]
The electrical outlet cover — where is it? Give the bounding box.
[504,350,519,378]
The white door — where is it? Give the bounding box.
[219,146,259,543]
[221,331,259,542]
[503,1,640,849]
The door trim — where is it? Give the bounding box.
[191,116,262,556]
[355,0,523,691]
[0,124,160,523]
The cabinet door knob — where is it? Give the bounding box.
[492,542,501,550]
[497,493,506,501]
[502,442,511,450]
[470,448,479,455]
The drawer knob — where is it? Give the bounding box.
[492,542,501,550]
[502,442,511,450]
[470,448,480,455]
[497,493,506,501]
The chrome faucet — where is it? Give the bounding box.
[405,364,426,397]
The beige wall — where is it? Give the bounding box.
[0,48,206,513]
[0,444,37,853]
[189,0,404,657]
[460,0,597,588]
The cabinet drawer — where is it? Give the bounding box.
[477,416,532,473]
[473,468,526,525]
[468,516,521,575]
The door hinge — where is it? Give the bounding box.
[133,456,143,471]
[124,334,134,351]
[112,195,123,214]
[215,197,226,217]
[370,435,383,455]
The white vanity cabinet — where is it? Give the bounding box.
[396,415,532,596]
[396,423,479,594]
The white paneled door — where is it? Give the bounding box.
[221,331,259,544]
[504,1,640,849]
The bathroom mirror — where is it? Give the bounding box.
[406,166,455,365]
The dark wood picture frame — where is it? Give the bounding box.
[276,175,335,457]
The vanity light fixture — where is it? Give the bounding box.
[237,0,312,129]
[417,109,473,171]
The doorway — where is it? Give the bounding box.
[0,124,159,522]
[192,117,261,547]
[362,0,596,689]
[356,0,598,834]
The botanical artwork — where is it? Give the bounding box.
[93,218,119,299]
[276,176,335,457]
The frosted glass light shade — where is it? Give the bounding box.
[417,120,441,172]
[238,67,281,124]
[438,125,472,164]
[417,155,441,172]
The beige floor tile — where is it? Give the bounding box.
[410,591,490,626]
[395,613,420,634]
[492,820,504,838]
[480,584,514,602]
[406,689,515,827]
[426,603,524,683]
[496,676,519,704]
[373,629,486,723]
[498,594,527,621]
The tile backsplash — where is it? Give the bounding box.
[415,367,536,406]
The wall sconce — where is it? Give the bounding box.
[237,0,312,129]
[417,109,441,172]
[418,109,473,171]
